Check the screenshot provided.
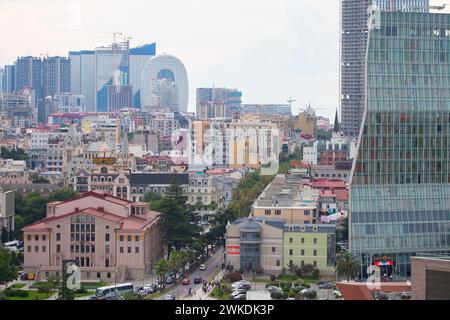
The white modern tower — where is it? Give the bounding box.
[140,53,189,112]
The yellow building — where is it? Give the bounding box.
[295,105,317,137]
[283,224,336,275]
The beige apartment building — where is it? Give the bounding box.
[251,175,319,224]
[22,190,163,282]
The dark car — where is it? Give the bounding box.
[20,273,29,281]
[193,277,203,284]
[165,276,174,284]
[318,282,335,289]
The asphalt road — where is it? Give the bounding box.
[158,247,225,300]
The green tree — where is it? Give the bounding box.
[29,173,50,184]
[1,227,9,243]
[153,180,200,256]
[336,251,360,282]
[46,188,78,202]
[0,246,18,285]
[154,259,169,284]
[58,271,75,300]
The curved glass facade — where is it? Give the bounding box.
[350,11,450,277]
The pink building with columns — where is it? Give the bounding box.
[22,190,163,282]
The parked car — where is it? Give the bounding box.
[236,283,251,291]
[231,293,246,300]
[20,273,29,281]
[231,280,250,288]
[193,277,203,284]
[267,286,283,293]
[199,264,206,271]
[181,279,190,285]
[318,282,335,289]
[400,292,412,300]
[27,273,36,280]
[231,289,247,296]
[165,276,174,284]
[163,294,176,300]
[332,290,342,298]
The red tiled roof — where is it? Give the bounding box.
[335,190,349,201]
[310,178,347,189]
[23,207,161,232]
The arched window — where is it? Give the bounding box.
[100,167,108,174]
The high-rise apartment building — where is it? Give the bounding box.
[70,40,155,112]
[42,57,71,97]
[196,87,242,118]
[340,0,429,137]
[1,65,15,93]
[350,9,450,277]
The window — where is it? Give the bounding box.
[127,235,132,242]
[56,233,61,241]
[313,261,317,267]
[313,238,317,244]
[135,247,139,254]
[313,250,317,256]
[272,247,276,253]
[105,234,110,242]
[120,247,124,253]
[128,247,132,253]
[27,246,31,252]
[275,210,281,216]
[42,235,46,241]
[107,272,111,278]
[35,235,39,241]
[304,210,310,216]
[56,245,60,253]
[97,272,101,278]
[35,246,39,252]
[289,238,293,244]
[289,249,293,256]
[301,238,305,244]
[120,235,124,242]
[105,259,110,267]
[27,234,31,241]
[301,249,305,256]
[135,235,139,242]
[276,260,280,267]
[264,210,271,215]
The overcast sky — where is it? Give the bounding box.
[0,0,448,119]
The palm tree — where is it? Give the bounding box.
[336,252,360,282]
[154,259,169,284]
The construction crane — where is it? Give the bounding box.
[287,97,297,111]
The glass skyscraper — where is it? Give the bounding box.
[340,0,429,137]
[350,9,450,277]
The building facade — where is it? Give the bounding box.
[350,10,450,277]
[22,190,163,282]
[340,0,429,136]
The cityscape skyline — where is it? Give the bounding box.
[0,0,341,119]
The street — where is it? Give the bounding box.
[158,247,225,300]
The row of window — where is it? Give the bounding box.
[264,209,311,216]
[119,235,140,242]
[27,234,47,241]
[287,237,318,245]
[288,249,318,256]
[119,246,140,254]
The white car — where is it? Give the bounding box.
[231,280,250,288]
[199,264,207,271]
